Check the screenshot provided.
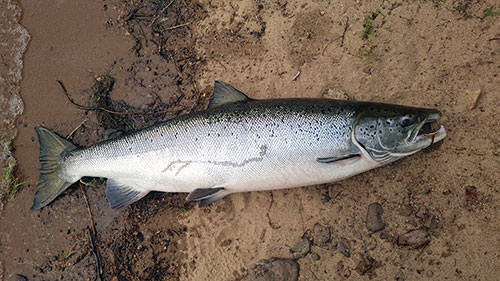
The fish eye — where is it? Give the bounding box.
[401,117,411,127]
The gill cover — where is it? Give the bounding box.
[353,104,443,164]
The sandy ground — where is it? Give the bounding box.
[1,0,499,280]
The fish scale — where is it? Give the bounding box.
[64,100,359,191]
[31,81,446,210]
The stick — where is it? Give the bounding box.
[341,16,349,47]
[66,119,87,140]
[80,184,102,280]
[80,184,97,240]
[87,227,103,281]
[292,70,301,81]
[160,22,190,32]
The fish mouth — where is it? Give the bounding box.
[413,112,446,146]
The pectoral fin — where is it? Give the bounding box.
[186,187,230,207]
[316,154,360,163]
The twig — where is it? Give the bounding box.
[80,184,97,239]
[292,70,301,81]
[160,22,190,32]
[159,0,176,15]
[489,37,500,41]
[214,58,228,71]
[322,41,332,56]
[134,19,148,48]
[87,227,103,281]
[80,184,102,280]
[66,119,87,140]
[151,0,176,28]
[266,192,280,229]
[341,16,349,47]
[57,80,170,116]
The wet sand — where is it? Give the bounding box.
[1,0,500,280]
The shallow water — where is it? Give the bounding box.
[0,0,29,205]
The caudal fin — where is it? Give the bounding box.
[31,127,77,210]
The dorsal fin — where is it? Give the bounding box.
[208,81,251,109]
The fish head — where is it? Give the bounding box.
[352,104,446,163]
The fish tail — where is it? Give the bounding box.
[31,127,77,210]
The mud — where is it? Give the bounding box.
[1,0,500,280]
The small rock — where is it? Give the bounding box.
[406,218,418,227]
[310,252,320,261]
[242,258,300,281]
[465,186,479,203]
[379,232,390,240]
[328,184,344,199]
[465,89,482,110]
[424,215,439,229]
[362,66,372,75]
[397,229,430,248]
[355,254,375,275]
[398,204,413,216]
[322,88,351,100]
[14,275,29,281]
[337,238,350,258]
[290,237,311,258]
[313,224,331,245]
[415,207,429,220]
[366,202,385,232]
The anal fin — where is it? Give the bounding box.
[106,179,150,209]
[186,187,229,207]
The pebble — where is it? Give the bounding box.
[290,237,311,258]
[328,184,344,199]
[406,218,418,227]
[313,224,331,245]
[355,254,375,275]
[398,204,413,216]
[366,202,385,232]
[310,252,320,261]
[415,207,429,220]
[397,229,430,248]
[465,89,482,110]
[379,232,390,240]
[337,238,351,258]
[424,215,439,229]
[242,258,300,281]
[14,275,29,281]
[362,66,372,75]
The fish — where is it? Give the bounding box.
[31,81,447,210]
